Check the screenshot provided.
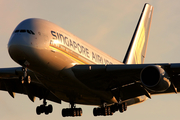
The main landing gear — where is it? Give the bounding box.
[36,99,53,115]
[62,102,82,117]
[93,106,113,116]
[20,67,53,115]
[93,102,127,116]
[118,102,127,113]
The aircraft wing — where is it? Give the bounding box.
[72,63,180,101]
[0,64,179,105]
[0,67,61,104]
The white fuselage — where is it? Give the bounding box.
[8,18,146,106]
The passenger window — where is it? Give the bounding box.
[20,30,26,33]
[27,30,31,34]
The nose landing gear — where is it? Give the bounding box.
[20,67,31,84]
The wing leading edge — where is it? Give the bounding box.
[0,67,61,104]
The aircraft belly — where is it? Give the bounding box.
[34,72,114,106]
[14,46,115,105]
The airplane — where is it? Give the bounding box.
[0,3,179,117]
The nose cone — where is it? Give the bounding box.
[8,18,50,66]
[8,18,39,65]
[8,34,31,64]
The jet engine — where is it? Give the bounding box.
[140,65,171,92]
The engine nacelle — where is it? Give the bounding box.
[140,65,171,92]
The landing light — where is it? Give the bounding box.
[71,63,77,66]
[51,40,61,45]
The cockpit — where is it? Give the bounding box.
[14,29,35,35]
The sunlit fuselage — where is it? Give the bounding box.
[7,18,146,105]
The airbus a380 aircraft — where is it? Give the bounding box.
[1,3,179,117]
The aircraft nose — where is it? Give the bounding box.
[8,34,32,65]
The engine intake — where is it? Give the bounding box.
[140,65,171,92]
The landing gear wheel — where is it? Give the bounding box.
[72,109,76,117]
[107,106,113,115]
[20,76,24,84]
[62,108,82,117]
[93,108,98,116]
[119,104,124,113]
[93,107,113,116]
[93,103,127,116]
[36,98,53,115]
[48,104,53,113]
[36,106,41,115]
[76,109,80,116]
[62,109,67,117]
[27,76,31,84]
[45,107,49,115]
[78,108,82,116]
[124,102,127,111]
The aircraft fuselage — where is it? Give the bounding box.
[8,18,125,105]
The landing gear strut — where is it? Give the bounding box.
[36,99,53,115]
[62,102,82,117]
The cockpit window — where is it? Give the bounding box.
[30,30,35,35]
[27,30,31,34]
[13,29,35,35]
[14,30,19,33]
